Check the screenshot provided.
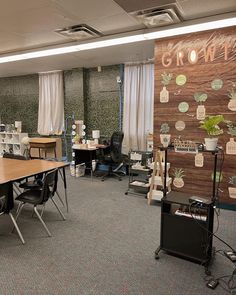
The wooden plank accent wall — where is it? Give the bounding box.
[154,26,236,205]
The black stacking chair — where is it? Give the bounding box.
[0,182,25,244]
[3,152,29,195]
[14,169,61,238]
[98,131,124,181]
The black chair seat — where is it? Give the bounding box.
[16,190,43,205]
[19,180,43,190]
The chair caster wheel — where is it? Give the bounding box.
[155,254,159,260]
[119,178,122,181]
[125,192,128,195]
[101,179,104,182]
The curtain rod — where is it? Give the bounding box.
[124,59,154,66]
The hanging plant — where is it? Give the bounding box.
[160,123,171,147]
[161,72,173,86]
[160,72,172,103]
[194,92,208,120]
[194,92,208,103]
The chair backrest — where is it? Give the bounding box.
[0,182,14,214]
[3,152,27,160]
[40,169,58,203]
[110,131,124,163]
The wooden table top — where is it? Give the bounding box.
[0,158,69,184]
[29,138,57,144]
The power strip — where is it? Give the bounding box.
[224,251,236,262]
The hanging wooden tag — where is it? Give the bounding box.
[195,153,204,167]
[196,105,206,120]
[226,138,236,155]
[160,86,169,103]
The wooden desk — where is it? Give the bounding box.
[0,158,69,212]
[29,138,57,159]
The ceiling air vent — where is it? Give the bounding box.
[55,24,102,41]
[133,7,181,28]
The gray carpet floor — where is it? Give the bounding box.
[0,171,236,295]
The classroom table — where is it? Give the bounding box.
[0,158,69,212]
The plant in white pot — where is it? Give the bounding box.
[160,123,171,147]
[199,115,224,151]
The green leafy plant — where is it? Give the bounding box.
[161,72,172,86]
[160,123,170,134]
[199,115,224,137]
[194,92,208,103]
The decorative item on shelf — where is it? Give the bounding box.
[226,121,236,155]
[227,88,236,111]
[146,133,153,151]
[228,176,236,198]
[194,92,208,120]
[199,115,224,151]
[160,123,171,148]
[14,121,22,133]
[21,136,30,158]
[160,72,172,103]
[92,130,100,145]
[173,138,198,153]
[172,168,185,188]
[195,153,204,167]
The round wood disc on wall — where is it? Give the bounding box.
[175,121,186,131]
[178,102,189,113]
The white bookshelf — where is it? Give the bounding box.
[0,132,28,156]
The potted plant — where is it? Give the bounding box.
[199,115,224,150]
[194,92,208,120]
[160,123,171,147]
[227,88,236,111]
[160,72,172,103]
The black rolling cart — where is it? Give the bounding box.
[155,146,220,274]
[125,150,152,197]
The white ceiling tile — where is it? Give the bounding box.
[88,13,144,34]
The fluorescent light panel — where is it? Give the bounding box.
[0,17,235,64]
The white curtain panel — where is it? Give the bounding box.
[122,63,154,154]
[38,71,64,135]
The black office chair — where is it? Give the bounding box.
[14,169,60,238]
[0,182,25,244]
[98,131,124,181]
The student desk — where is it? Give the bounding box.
[72,144,107,179]
[29,138,57,159]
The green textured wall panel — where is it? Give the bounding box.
[0,75,39,134]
